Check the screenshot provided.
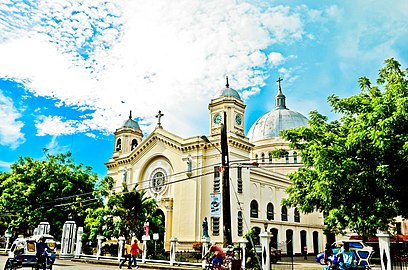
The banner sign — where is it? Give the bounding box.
[210,193,221,218]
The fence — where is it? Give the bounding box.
[391,242,408,270]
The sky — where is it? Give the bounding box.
[1,0,407,177]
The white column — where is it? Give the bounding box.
[201,238,210,269]
[142,240,148,263]
[96,235,105,260]
[118,236,125,262]
[37,221,51,235]
[377,232,391,270]
[170,237,177,266]
[260,232,272,270]
[239,238,249,270]
[74,227,83,258]
[4,233,11,251]
[60,220,77,259]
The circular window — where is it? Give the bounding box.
[150,168,167,194]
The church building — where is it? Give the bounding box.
[105,78,325,254]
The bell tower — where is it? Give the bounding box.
[113,111,143,155]
[208,77,246,137]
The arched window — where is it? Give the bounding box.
[255,154,258,162]
[250,200,258,218]
[212,217,220,236]
[116,139,122,151]
[269,153,272,163]
[213,166,220,192]
[131,139,138,150]
[286,229,294,255]
[293,152,298,164]
[267,203,274,220]
[271,228,279,249]
[285,153,289,164]
[294,208,300,222]
[261,153,265,163]
[281,206,288,221]
[237,211,243,236]
[237,167,242,193]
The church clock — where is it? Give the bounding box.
[235,114,242,126]
[213,113,222,124]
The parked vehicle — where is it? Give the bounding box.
[254,245,282,263]
[3,235,57,270]
[316,240,374,268]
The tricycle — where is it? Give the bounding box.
[3,236,56,270]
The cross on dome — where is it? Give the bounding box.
[275,77,286,109]
[276,77,283,92]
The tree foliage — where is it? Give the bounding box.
[281,58,408,238]
[0,151,100,239]
[84,183,164,245]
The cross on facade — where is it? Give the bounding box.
[156,110,164,128]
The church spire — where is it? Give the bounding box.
[225,76,229,88]
[275,77,286,109]
[129,110,132,119]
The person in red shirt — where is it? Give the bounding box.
[130,239,142,269]
[202,241,226,269]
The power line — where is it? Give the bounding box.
[42,160,224,206]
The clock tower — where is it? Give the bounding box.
[208,77,246,137]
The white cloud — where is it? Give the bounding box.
[268,52,285,66]
[44,135,70,155]
[0,160,12,170]
[0,0,312,137]
[0,90,25,149]
[334,1,408,72]
[35,115,82,136]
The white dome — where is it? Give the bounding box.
[247,80,308,142]
[247,109,308,142]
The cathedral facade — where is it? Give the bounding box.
[105,79,325,254]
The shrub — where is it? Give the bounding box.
[192,242,202,251]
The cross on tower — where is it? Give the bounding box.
[276,77,283,91]
[156,110,164,128]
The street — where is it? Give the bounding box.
[0,256,121,270]
[0,255,381,270]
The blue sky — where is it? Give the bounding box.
[1,0,407,177]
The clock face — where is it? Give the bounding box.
[213,113,222,124]
[235,114,242,125]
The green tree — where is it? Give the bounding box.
[84,182,164,247]
[280,58,408,238]
[0,151,99,239]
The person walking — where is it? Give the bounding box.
[303,245,308,260]
[131,239,142,269]
[119,239,132,269]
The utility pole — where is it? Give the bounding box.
[221,111,232,246]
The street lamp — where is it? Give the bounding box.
[200,135,222,154]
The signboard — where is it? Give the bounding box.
[153,233,159,240]
[210,193,221,218]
